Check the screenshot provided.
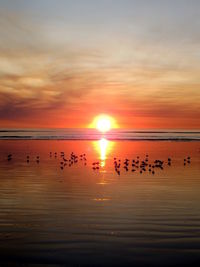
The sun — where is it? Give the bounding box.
[90,114,117,132]
[97,117,111,132]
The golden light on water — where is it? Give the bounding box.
[99,138,108,161]
[93,138,114,167]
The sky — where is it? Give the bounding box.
[0,0,200,129]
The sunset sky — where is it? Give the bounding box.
[0,0,200,129]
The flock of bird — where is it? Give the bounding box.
[5,152,192,175]
[113,155,191,175]
[54,151,87,170]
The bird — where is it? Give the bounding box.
[7,154,12,161]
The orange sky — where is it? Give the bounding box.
[0,1,200,129]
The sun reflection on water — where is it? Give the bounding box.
[93,138,114,168]
[99,138,108,167]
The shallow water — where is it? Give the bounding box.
[0,140,200,266]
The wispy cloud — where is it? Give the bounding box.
[0,1,200,128]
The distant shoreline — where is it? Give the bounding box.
[0,129,200,141]
[0,137,200,141]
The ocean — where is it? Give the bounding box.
[0,129,200,266]
[0,128,200,140]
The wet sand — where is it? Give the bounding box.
[0,140,200,267]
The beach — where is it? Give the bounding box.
[0,137,200,266]
[1,0,200,266]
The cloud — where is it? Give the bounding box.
[0,2,200,128]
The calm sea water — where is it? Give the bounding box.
[0,130,200,266]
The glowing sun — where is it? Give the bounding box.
[90,114,117,133]
[97,117,111,132]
